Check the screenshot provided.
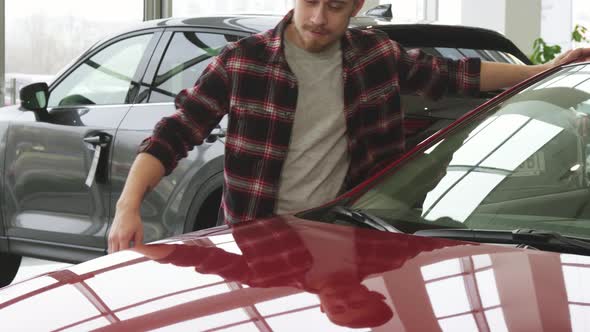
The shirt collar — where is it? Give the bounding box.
[267,10,361,67]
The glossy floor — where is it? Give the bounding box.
[12,257,71,284]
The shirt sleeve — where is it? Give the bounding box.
[395,44,481,100]
[138,55,230,175]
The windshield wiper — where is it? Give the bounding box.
[414,228,590,255]
[331,206,401,233]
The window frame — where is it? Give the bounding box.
[137,27,250,105]
[46,28,163,109]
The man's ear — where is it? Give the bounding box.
[352,0,365,17]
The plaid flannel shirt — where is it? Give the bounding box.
[139,11,481,224]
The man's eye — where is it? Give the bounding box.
[328,2,346,10]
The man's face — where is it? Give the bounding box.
[318,283,392,328]
[290,0,364,52]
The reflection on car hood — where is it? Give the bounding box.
[0,215,583,331]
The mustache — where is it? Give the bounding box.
[303,24,330,34]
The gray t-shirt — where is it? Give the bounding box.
[275,38,351,215]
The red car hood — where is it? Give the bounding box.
[0,215,585,331]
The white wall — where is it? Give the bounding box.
[541,0,573,50]
[446,0,587,54]
[460,0,506,34]
[172,0,294,16]
[361,0,546,55]
[505,0,542,56]
[455,0,541,56]
[437,0,461,25]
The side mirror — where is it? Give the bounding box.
[20,82,49,111]
[364,4,393,19]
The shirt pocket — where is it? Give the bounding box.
[360,83,398,107]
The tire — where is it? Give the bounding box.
[185,173,224,232]
[0,253,22,287]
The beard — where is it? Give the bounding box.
[297,24,335,52]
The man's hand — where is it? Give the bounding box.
[546,47,590,69]
[132,244,175,260]
[481,47,590,91]
[107,153,165,254]
[108,206,144,253]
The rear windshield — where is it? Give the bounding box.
[411,47,524,64]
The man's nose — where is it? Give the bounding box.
[310,5,328,26]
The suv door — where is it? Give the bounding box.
[111,29,244,243]
[4,31,160,259]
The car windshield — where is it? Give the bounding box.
[336,64,590,239]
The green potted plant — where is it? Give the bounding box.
[530,24,588,64]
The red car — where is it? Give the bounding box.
[2,62,590,331]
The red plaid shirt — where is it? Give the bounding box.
[139,11,481,224]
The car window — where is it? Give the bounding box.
[435,47,465,59]
[48,34,153,107]
[457,48,481,58]
[431,47,523,64]
[148,32,240,103]
[401,46,524,148]
[349,65,590,239]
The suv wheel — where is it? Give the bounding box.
[187,173,224,232]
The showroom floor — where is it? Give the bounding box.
[12,257,71,284]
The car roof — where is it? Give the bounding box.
[115,14,530,64]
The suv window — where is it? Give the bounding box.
[149,32,241,103]
[49,34,153,107]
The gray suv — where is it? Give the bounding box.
[0,14,531,286]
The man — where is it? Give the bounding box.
[133,216,454,328]
[109,0,590,253]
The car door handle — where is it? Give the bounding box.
[84,134,112,187]
[83,135,111,147]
